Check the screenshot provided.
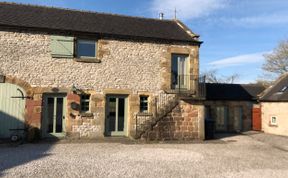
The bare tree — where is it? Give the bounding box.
[262,40,288,76]
[202,69,239,84]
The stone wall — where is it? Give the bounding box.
[0,28,201,139]
[143,100,205,141]
[0,29,198,94]
[204,100,254,132]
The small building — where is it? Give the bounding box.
[260,73,288,136]
[204,83,265,133]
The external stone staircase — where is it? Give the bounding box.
[135,75,206,140]
[135,93,179,139]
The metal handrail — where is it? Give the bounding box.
[135,75,206,138]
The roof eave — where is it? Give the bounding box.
[0,24,200,44]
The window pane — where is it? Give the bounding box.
[47,98,54,133]
[77,40,96,58]
[171,54,188,89]
[108,98,116,132]
[118,98,125,132]
[81,94,90,112]
[56,98,63,133]
[140,96,148,112]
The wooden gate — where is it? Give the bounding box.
[252,107,261,131]
[0,83,26,138]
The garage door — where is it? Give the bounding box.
[0,83,26,138]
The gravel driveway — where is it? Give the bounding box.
[1,134,288,178]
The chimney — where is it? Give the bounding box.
[159,12,164,20]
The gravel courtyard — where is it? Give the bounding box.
[1,133,288,178]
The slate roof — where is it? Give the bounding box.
[0,2,200,43]
[260,73,288,102]
[205,83,265,101]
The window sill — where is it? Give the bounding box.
[269,124,278,127]
[137,112,153,116]
[74,58,101,63]
[79,112,94,117]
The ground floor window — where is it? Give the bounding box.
[140,96,149,113]
[270,116,277,126]
[81,94,90,112]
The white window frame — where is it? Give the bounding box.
[76,39,97,59]
[270,116,277,126]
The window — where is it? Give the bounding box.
[171,54,189,90]
[270,116,277,126]
[77,39,97,58]
[140,96,149,113]
[215,106,228,131]
[81,94,90,112]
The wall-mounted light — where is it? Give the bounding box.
[71,84,78,93]
[71,84,82,94]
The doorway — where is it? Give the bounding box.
[105,95,128,136]
[171,54,189,90]
[42,94,66,137]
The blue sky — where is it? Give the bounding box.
[3,0,288,83]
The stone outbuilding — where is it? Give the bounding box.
[204,83,265,133]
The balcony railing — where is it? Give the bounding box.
[168,74,206,99]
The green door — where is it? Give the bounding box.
[42,94,66,137]
[0,83,26,138]
[105,95,128,136]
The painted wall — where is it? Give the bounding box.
[261,102,288,136]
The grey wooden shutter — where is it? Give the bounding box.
[50,36,74,58]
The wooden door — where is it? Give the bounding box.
[252,107,261,131]
[234,106,243,132]
[0,83,26,138]
[215,106,228,131]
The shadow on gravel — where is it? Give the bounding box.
[204,132,244,143]
[0,111,57,176]
[0,143,54,176]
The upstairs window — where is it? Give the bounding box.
[140,96,149,113]
[81,94,90,113]
[51,36,98,61]
[171,54,189,90]
[77,39,97,58]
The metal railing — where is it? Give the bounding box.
[135,93,178,138]
[135,75,206,138]
[170,74,206,99]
